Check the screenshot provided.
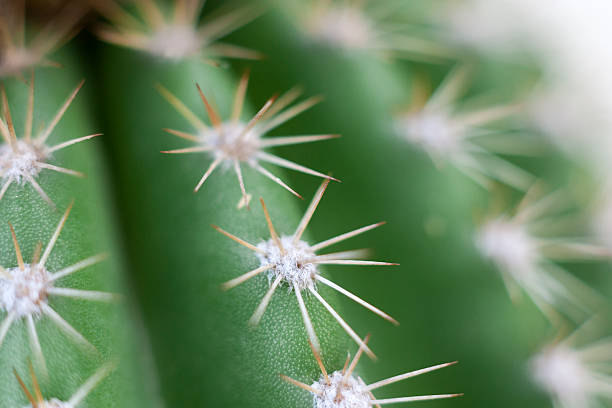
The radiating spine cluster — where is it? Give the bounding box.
[158,71,338,205]
[0,75,101,206]
[281,338,460,408]
[530,318,612,408]
[475,185,609,322]
[395,65,533,191]
[0,203,115,374]
[214,179,398,357]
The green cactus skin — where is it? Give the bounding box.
[226,10,555,408]
[95,46,369,407]
[0,50,157,408]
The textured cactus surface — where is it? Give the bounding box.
[0,50,156,408]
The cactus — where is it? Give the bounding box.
[2,1,612,408]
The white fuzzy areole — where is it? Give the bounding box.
[395,112,462,158]
[0,263,52,317]
[531,346,591,408]
[311,371,371,408]
[0,140,47,184]
[308,6,375,49]
[476,218,537,274]
[146,24,203,60]
[202,121,260,165]
[0,48,40,77]
[256,235,318,291]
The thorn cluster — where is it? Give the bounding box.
[475,184,609,323]
[0,75,101,206]
[530,319,612,408]
[282,338,461,408]
[160,71,339,204]
[215,179,398,357]
[0,203,115,375]
[395,65,534,191]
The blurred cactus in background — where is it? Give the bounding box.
[1,1,611,407]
